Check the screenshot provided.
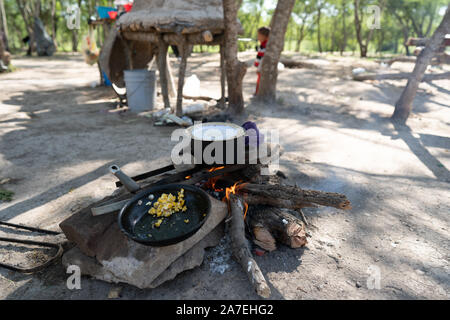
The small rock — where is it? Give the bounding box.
[391,241,399,247]
[107,286,122,299]
[0,178,12,185]
[356,281,362,288]
[415,269,425,275]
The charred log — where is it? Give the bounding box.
[239,183,351,210]
[248,206,307,251]
[229,194,271,298]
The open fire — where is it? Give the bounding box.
[189,166,250,220]
[61,142,352,299]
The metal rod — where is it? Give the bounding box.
[0,221,60,235]
[115,164,175,187]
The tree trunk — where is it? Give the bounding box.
[340,1,347,55]
[256,0,296,103]
[354,0,367,57]
[51,0,56,43]
[72,31,79,52]
[222,0,247,114]
[295,25,305,52]
[17,0,35,55]
[0,32,8,65]
[392,5,450,123]
[72,0,82,52]
[34,0,40,17]
[317,5,322,53]
[0,0,9,51]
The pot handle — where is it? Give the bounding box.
[109,165,140,193]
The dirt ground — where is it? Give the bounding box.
[0,51,448,300]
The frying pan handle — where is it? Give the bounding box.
[109,165,140,193]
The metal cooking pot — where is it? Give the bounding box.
[186,122,246,166]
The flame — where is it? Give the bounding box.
[208,166,225,172]
[204,167,226,192]
[223,181,240,202]
[243,202,248,220]
[204,176,223,192]
[185,175,191,179]
[222,181,249,220]
[202,167,249,220]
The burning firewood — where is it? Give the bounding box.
[238,183,352,210]
[228,194,271,298]
[248,206,307,251]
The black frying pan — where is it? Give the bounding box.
[118,184,211,246]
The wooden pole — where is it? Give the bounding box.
[157,41,171,110]
[121,37,134,70]
[166,52,176,98]
[176,40,191,117]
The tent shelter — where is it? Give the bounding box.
[113,0,228,115]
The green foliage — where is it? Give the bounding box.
[0,188,14,202]
[1,0,447,56]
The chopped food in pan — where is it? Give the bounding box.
[148,188,188,227]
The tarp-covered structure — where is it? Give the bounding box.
[99,0,228,115]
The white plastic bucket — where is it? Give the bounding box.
[124,69,156,112]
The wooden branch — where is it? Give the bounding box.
[187,32,224,45]
[353,71,450,82]
[229,194,271,298]
[406,37,428,47]
[166,52,176,98]
[121,31,159,44]
[252,225,276,251]
[392,5,450,123]
[163,33,184,46]
[376,53,449,66]
[238,183,352,210]
[279,57,317,69]
[405,37,450,48]
[176,41,191,117]
[157,40,171,109]
[182,94,215,101]
[248,207,307,251]
[375,56,417,66]
[243,194,316,210]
